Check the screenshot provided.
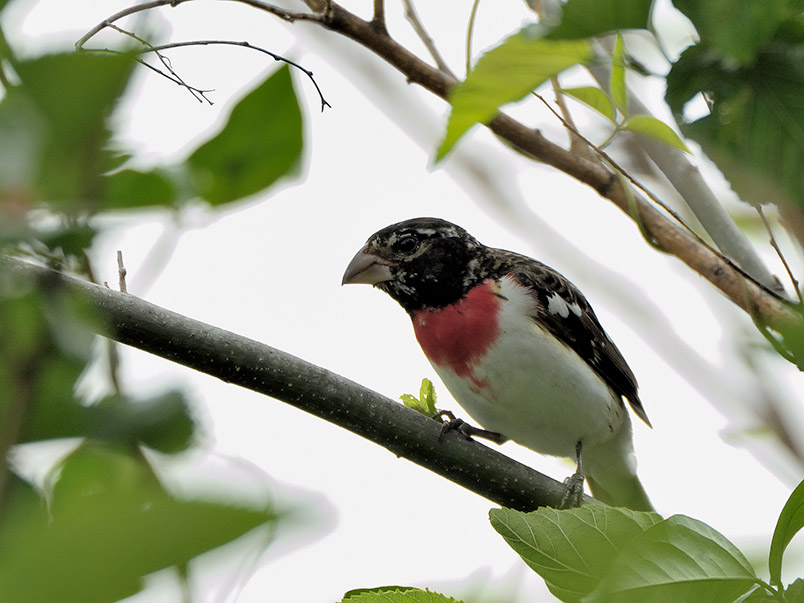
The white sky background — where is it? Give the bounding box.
[5,0,804,601]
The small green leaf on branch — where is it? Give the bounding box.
[622,114,690,153]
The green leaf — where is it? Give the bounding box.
[0,444,278,603]
[621,114,690,153]
[610,33,627,114]
[12,52,136,208]
[546,0,653,39]
[102,168,177,210]
[673,0,790,65]
[401,378,438,416]
[586,515,758,602]
[343,586,417,599]
[666,30,804,208]
[341,588,462,602]
[783,579,804,602]
[490,505,662,602]
[437,33,592,159]
[769,479,804,587]
[187,65,303,205]
[559,86,617,122]
[88,390,197,453]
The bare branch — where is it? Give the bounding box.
[4,256,585,512]
[402,0,456,79]
[77,0,330,110]
[757,206,802,304]
[144,39,332,111]
[117,250,128,294]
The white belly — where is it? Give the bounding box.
[430,277,627,459]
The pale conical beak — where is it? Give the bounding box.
[342,247,394,285]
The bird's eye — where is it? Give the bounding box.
[393,234,419,254]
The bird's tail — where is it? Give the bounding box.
[586,472,654,512]
[584,421,654,512]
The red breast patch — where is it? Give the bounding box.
[412,280,501,383]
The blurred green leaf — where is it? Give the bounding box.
[559,86,617,122]
[12,52,136,208]
[38,223,97,259]
[611,33,627,114]
[0,444,277,603]
[673,0,790,65]
[437,33,592,159]
[769,479,804,587]
[102,168,177,210]
[666,26,804,209]
[342,588,462,602]
[622,114,690,153]
[490,505,661,602]
[188,65,303,205]
[546,0,653,39]
[0,91,45,196]
[88,391,197,454]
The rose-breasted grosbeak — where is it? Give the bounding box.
[342,217,653,511]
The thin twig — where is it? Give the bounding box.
[77,0,330,110]
[145,40,332,111]
[76,0,193,50]
[757,206,802,303]
[465,0,480,76]
[533,92,695,239]
[550,77,595,159]
[117,250,128,294]
[371,0,388,35]
[402,0,456,79]
[107,22,214,103]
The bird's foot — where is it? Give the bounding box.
[433,410,509,445]
[560,470,586,509]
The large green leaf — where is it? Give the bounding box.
[0,445,277,603]
[586,515,758,602]
[188,64,303,205]
[769,479,804,587]
[666,25,804,209]
[102,167,178,209]
[437,33,592,160]
[342,588,462,602]
[11,52,136,207]
[672,0,790,65]
[546,0,653,39]
[490,505,661,602]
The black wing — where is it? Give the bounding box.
[491,249,651,427]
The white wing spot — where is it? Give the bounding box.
[546,292,570,317]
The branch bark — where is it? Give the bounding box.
[4,256,583,512]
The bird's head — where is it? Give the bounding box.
[342,217,489,313]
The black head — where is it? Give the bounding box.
[342,217,492,312]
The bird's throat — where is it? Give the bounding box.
[412,280,501,379]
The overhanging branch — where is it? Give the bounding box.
[4,256,582,512]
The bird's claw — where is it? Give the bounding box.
[433,410,509,445]
[560,470,586,509]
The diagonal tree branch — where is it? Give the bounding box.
[285,0,799,329]
[4,256,584,512]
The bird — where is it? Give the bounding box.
[342,217,653,511]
